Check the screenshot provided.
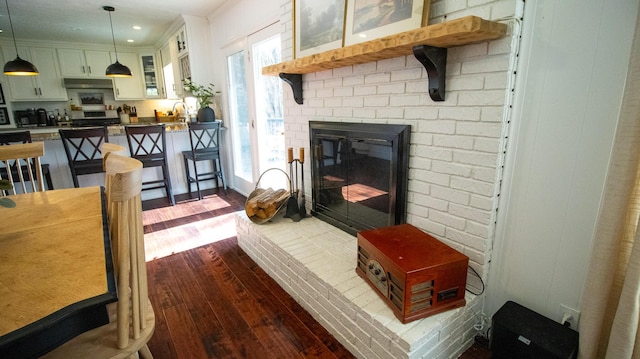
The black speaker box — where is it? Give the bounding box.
[491,301,579,359]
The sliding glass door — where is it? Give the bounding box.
[225,22,284,195]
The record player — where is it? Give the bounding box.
[356,224,469,323]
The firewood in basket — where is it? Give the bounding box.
[257,188,288,209]
[255,208,268,219]
[245,188,268,217]
[262,190,290,213]
[246,188,279,216]
[246,187,272,209]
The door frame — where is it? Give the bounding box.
[222,21,281,196]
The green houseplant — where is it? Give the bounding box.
[183,79,221,122]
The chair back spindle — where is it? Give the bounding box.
[42,153,154,358]
[104,154,148,349]
[101,142,128,264]
[0,132,54,191]
[0,142,46,195]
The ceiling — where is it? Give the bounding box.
[0,0,228,48]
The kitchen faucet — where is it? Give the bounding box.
[172,101,188,120]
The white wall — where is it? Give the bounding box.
[207,0,282,93]
[268,0,519,296]
[206,0,640,334]
[487,0,640,322]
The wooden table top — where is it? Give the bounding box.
[0,186,116,339]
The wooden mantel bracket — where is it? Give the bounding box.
[413,45,447,102]
[279,73,303,105]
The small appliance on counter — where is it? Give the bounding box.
[36,108,48,127]
[70,106,120,127]
[15,109,39,128]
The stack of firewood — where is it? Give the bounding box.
[245,187,290,221]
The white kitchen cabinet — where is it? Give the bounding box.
[2,46,68,101]
[110,52,145,100]
[177,15,211,87]
[170,40,185,98]
[159,42,181,99]
[175,26,188,57]
[58,49,110,78]
[140,54,162,98]
[154,49,166,98]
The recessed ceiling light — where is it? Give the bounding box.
[133,25,141,30]
[127,39,134,43]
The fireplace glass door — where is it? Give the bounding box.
[310,122,410,235]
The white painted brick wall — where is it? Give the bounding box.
[236,213,483,359]
[260,1,520,357]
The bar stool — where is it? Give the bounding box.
[59,127,109,188]
[0,131,54,190]
[125,124,175,206]
[182,121,227,200]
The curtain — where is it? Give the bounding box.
[579,10,640,358]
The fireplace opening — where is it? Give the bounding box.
[309,121,411,235]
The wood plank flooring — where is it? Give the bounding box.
[142,190,355,359]
[141,189,490,359]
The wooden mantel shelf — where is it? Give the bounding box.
[262,16,507,76]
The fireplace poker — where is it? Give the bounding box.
[285,147,301,221]
[298,147,307,218]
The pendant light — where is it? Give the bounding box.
[3,0,38,76]
[104,5,132,77]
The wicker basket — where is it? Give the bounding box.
[245,168,291,224]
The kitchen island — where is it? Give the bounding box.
[1,122,226,202]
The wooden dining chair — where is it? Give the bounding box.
[182,121,227,200]
[0,142,46,195]
[59,126,109,188]
[125,124,175,206]
[101,142,127,207]
[43,153,155,359]
[0,131,54,190]
[101,143,127,170]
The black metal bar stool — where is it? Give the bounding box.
[125,124,175,206]
[59,127,109,188]
[182,121,226,200]
[0,131,54,190]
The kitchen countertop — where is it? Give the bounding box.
[1,122,189,141]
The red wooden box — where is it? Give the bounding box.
[356,224,469,323]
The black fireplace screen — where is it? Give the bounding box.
[309,121,410,235]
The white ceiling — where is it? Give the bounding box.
[0,0,228,48]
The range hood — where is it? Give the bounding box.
[63,78,114,89]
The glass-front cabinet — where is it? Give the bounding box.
[141,54,161,98]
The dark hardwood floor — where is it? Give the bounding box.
[141,189,491,359]
[142,189,355,359]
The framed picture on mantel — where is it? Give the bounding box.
[294,0,347,58]
[344,0,431,46]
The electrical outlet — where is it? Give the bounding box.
[559,304,580,329]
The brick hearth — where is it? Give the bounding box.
[236,212,482,359]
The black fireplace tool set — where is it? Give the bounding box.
[284,147,307,222]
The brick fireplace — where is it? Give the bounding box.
[235,0,517,357]
[236,214,482,358]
